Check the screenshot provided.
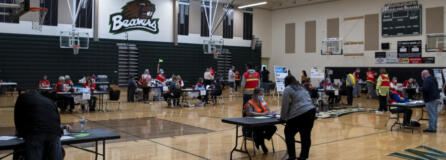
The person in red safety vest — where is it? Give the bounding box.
[82,78,97,112]
[39,75,50,89]
[366,68,377,99]
[241,64,260,107]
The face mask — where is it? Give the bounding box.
[258,96,264,101]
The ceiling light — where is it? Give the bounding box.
[237,1,267,9]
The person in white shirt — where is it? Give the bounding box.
[139,69,152,102]
[228,66,236,96]
[204,68,214,87]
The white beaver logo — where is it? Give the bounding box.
[109,0,159,34]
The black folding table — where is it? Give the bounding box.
[0,128,120,160]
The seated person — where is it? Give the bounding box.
[195,78,208,103]
[82,79,97,112]
[39,75,50,89]
[64,75,74,92]
[55,76,74,113]
[243,88,277,154]
[163,77,182,107]
[390,89,413,126]
[14,90,72,160]
[210,79,223,105]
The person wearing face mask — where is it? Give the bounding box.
[242,88,277,154]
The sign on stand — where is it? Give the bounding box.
[274,66,288,105]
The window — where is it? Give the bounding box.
[76,0,93,28]
[178,0,189,35]
[0,0,19,23]
[200,1,210,37]
[222,7,233,39]
[243,9,253,40]
[41,0,58,26]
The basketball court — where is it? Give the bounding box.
[0,0,446,160]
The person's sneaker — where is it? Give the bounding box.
[423,129,437,133]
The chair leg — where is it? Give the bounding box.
[271,137,275,153]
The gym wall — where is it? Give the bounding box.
[0,33,260,89]
[269,0,446,77]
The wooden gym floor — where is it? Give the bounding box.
[0,91,445,160]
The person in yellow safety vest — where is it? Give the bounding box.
[241,64,260,106]
[346,73,356,105]
[376,68,390,113]
[366,68,377,99]
[242,88,277,154]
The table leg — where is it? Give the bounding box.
[230,125,239,160]
[95,141,99,160]
[103,140,106,160]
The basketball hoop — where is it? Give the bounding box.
[29,7,48,32]
[72,45,80,55]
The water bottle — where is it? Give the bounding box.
[80,116,87,132]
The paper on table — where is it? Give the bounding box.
[254,116,270,119]
[60,136,74,140]
[0,136,17,140]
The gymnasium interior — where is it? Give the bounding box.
[1,0,446,159]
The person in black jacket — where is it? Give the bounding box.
[14,91,71,160]
[421,70,441,133]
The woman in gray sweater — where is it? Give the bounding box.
[281,75,316,160]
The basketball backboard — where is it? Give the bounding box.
[321,38,343,55]
[426,34,446,52]
[0,0,29,20]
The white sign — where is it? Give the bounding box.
[274,66,288,92]
[433,69,443,89]
[310,67,325,79]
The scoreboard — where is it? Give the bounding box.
[382,1,422,37]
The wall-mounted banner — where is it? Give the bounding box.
[422,57,435,64]
[386,52,398,63]
[398,58,409,64]
[109,0,160,34]
[310,67,325,79]
[375,52,386,64]
[409,57,422,64]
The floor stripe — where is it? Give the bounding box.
[71,114,211,160]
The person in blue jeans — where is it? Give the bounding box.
[421,70,441,133]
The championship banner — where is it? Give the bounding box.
[386,52,398,64]
[398,58,409,64]
[274,66,288,92]
[422,57,435,64]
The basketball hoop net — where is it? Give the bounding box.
[72,45,79,55]
[30,7,48,32]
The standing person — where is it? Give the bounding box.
[127,77,137,102]
[154,63,166,101]
[301,70,308,83]
[281,75,316,160]
[376,68,390,113]
[243,88,277,153]
[204,68,214,88]
[421,70,441,133]
[241,64,260,106]
[228,66,236,96]
[352,68,361,97]
[14,91,72,160]
[235,70,241,92]
[261,66,270,83]
[139,69,152,102]
[82,78,97,112]
[366,68,376,99]
[39,75,50,89]
[346,72,356,106]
